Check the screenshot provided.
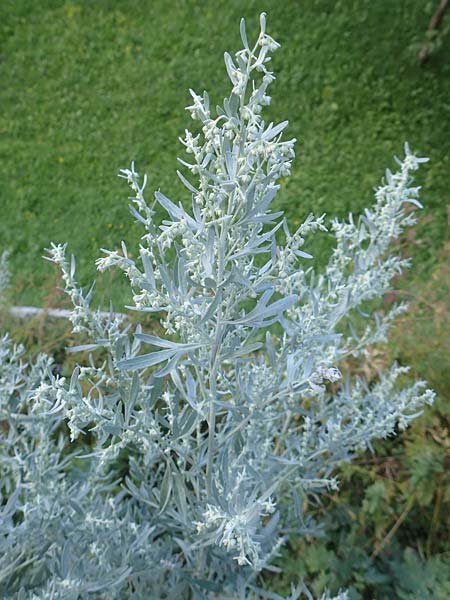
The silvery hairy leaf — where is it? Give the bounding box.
[0,12,434,600]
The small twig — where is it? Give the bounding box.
[371,495,415,559]
[418,0,450,64]
[426,479,443,557]
[8,306,125,320]
[387,289,437,312]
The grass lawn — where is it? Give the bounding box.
[1,0,449,308]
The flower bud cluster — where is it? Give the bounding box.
[196,493,276,567]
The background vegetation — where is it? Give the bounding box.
[1,1,449,597]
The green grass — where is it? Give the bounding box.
[1,0,449,309]
[1,2,449,596]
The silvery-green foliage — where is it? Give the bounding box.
[0,13,434,599]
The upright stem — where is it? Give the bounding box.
[274,410,292,455]
[205,55,251,496]
[206,350,219,495]
[205,225,227,495]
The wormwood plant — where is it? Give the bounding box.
[0,14,434,600]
